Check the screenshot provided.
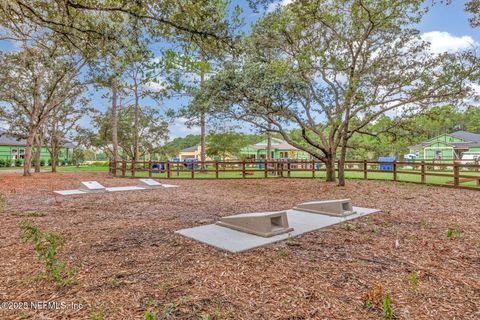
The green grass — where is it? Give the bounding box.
[2,163,478,189]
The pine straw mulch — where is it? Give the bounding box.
[0,171,478,320]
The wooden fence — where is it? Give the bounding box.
[109,160,480,190]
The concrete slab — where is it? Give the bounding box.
[79,181,106,192]
[54,189,87,196]
[161,184,179,188]
[106,186,146,192]
[176,207,379,253]
[138,179,162,188]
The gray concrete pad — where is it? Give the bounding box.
[54,189,87,195]
[161,184,179,188]
[106,186,146,192]
[176,207,379,253]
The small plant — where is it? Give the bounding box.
[110,274,121,288]
[344,221,357,231]
[382,292,395,320]
[20,220,76,287]
[144,310,157,320]
[26,211,46,217]
[199,314,213,320]
[408,271,419,290]
[0,192,6,213]
[278,248,289,257]
[446,227,461,239]
[362,284,383,310]
[161,303,176,318]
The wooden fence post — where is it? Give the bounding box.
[122,160,126,177]
[215,161,219,179]
[363,160,368,180]
[167,162,171,179]
[453,162,460,187]
[287,162,291,178]
[393,161,397,181]
[131,160,136,177]
[312,160,315,178]
[148,160,152,178]
[421,161,426,184]
[191,161,195,179]
[242,160,246,178]
[264,161,268,178]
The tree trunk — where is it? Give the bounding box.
[338,146,347,186]
[133,78,140,163]
[111,76,119,168]
[34,134,42,173]
[267,123,272,161]
[325,154,336,182]
[199,60,207,171]
[51,149,57,173]
[23,126,38,176]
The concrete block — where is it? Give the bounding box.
[293,199,355,216]
[216,211,293,237]
[138,179,162,188]
[176,207,380,252]
[79,181,106,193]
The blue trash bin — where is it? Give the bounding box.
[378,157,396,171]
[315,163,321,170]
[152,163,160,173]
[259,159,264,169]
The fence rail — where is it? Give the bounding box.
[109,160,480,190]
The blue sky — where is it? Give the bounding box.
[0,1,478,139]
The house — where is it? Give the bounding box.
[239,138,311,160]
[409,131,480,161]
[0,131,74,164]
[178,145,213,161]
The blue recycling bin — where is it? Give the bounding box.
[315,163,321,170]
[259,159,264,169]
[184,158,199,170]
[378,157,396,171]
[152,163,164,173]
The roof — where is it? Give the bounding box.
[181,145,199,152]
[411,131,480,149]
[251,139,298,150]
[0,131,75,148]
[450,131,480,143]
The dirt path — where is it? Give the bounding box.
[0,172,478,319]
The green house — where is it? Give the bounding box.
[409,131,480,161]
[239,138,311,160]
[0,131,74,165]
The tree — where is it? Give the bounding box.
[0,39,85,176]
[44,95,91,172]
[195,0,476,186]
[206,131,249,160]
[88,106,168,161]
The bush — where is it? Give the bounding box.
[15,159,23,167]
[47,159,52,166]
[4,159,12,167]
[40,159,46,167]
[0,159,5,167]
[20,220,76,287]
[91,161,109,167]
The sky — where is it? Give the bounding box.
[0,0,478,139]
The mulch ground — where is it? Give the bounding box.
[0,172,478,320]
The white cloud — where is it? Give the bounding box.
[168,117,200,139]
[267,0,294,13]
[421,31,478,54]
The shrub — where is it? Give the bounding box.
[144,311,157,320]
[48,159,52,166]
[20,220,76,287]
[0,193,6,213]
[382,292,395,320]
[91,161,109,167]
[40,159,46,167]
[15,159,23,167]
[4,159,12,167]
[0,159,5,167]
[408,271,419,290]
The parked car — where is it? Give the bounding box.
[460,152,480,164]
